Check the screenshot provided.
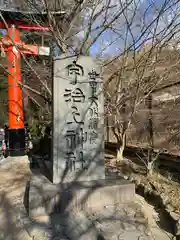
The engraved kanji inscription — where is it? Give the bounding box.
[66,151,87,171]
[79,151,87,169]
[65,128,87,151]
[88,102,98,117]
[88,70,99,100]
[67,61,84,85]
[77,127,88,146]
[66,130,76,151]
[88,117,98,130]
[67,106,84,124]
[66,152,76,171]
[88,69,99,80]
[64,88,85,103]
[53,56,104,183]
[89,130,98,144]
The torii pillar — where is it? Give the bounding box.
[0,24,50,156]
[6,26,25,156]
[0,9,64,156]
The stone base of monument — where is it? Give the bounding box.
[28,173,135,218]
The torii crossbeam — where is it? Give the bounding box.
[0,9,63,156]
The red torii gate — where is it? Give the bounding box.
[0,9,62,156]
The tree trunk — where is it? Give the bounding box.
[147,161,154,176]
[117,146,124,161]
[116,133,126,162]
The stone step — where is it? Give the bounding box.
[28,173,135,219]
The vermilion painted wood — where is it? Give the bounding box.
[6,27,24,129]
[2,42,39,55]
[0,21,50,31]
[1,21,49,130]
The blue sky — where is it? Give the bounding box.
[0,0,178,58]
[89,0,180,57]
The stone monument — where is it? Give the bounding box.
[53,55,104,184]
[28,55,135,219]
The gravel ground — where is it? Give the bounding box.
[29,203,152,240]
[26,195,154,240]
[0,157,173,240]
